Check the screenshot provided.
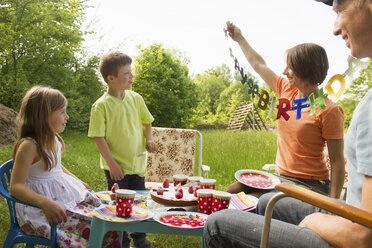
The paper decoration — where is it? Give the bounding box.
[276,98,291,121]
[344,55,369,81]
[268,96,276,116]
[309,88,327,116]
[292,96,309,120]
[225,21,260,99]
[325,56,368,100]
[223,21,347,121]
[325,74,346,100]
[249,84,259,99]
[257,90,270,110]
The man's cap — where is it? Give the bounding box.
[315,0,333,6]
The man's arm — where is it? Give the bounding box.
[299,175,372,248]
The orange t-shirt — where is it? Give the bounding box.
[274,76,344,180]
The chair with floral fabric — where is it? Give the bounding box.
[145,127,209,189]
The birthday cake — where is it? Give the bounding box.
[150,183,198,206]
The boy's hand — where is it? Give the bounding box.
[109,162,125,181]
[146,140,158,153]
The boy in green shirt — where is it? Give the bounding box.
[88,51,157,248]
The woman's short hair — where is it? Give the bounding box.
[286,43,329,85]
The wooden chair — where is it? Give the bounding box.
[0,159,58,248]
[260,182,372,248]
[145,127,210,189]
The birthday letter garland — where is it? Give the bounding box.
[224,21,369,121]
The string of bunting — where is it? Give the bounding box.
[223,21,369,121]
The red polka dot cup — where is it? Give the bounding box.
[197,189,214,215]
[116,189,136,218]
[200,178,216,190]
[173,174,188,186]
[188,176,203,185]
[212,191,232,213]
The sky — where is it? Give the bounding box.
[81,0,355,88]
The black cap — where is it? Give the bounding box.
[315,0,333,6]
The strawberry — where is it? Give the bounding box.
[175,188,183,199]
[193,185,200,197]
[111,183,119,193]
[163,178,170,188]
[175,183,182,192]
[188,185,194,194]
[157,185,164,195]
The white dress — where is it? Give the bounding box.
[16,137,120,248]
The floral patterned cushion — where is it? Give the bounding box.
[146,127,197,183]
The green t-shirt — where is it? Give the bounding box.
[88,91,154,176]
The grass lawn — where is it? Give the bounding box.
[0,128,277,247]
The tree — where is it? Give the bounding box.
[194,65,264,125]
[337,59,372,128]
[0,0,104,132]
[215,82,250,124]
[344,59,372,101]
[132,43,198,128]
[66,56,105,131]
[0,0,86,110]
[337,98,358,128]
[194,73,227,117]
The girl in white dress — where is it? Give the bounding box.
[10,86,120,248]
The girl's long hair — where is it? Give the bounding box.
[13,86,66,171]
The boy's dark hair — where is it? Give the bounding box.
[286,43,329,86]
[99,51,132,83]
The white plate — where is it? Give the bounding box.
[95,191,148,204]
[88,205,154,223]
[153,211,208,229]
[235,169,280,190]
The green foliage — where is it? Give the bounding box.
[65,56,105,132]
[337,59,372,129]
[194,73,227,117]
[344,59,372,101]
[194,65,266,125]
[215,82,250,123]
[0,0,104,132]
[337,98,358,128]
[132,43,198,128]
[0,0,85,108]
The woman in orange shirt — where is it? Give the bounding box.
[226,24,345,198]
